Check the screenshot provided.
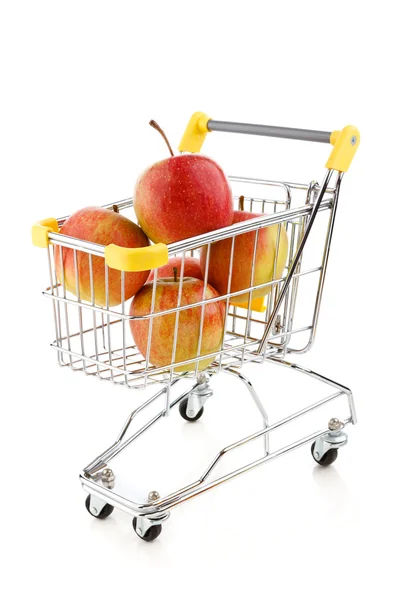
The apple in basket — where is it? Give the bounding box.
[130,269,225,371]
[133,121,234,244]
[55,206,150,307]
[200,206,288,305]
[147,256,203,282]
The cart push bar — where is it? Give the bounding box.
[208,120,332,143]
[178,111,360,173]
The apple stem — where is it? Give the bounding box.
[112,205,119,213]
[149,120,175,157]
[173,266,178,282]
[239,195,245,210]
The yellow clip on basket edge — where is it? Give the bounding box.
[32,218,60,248]
[178,111,211,153]
[105,243,169,273]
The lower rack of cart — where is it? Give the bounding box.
[81,356,356,541]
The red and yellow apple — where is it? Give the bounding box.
[130,277,225,371]
[55,207,150,307]
[133,154,234,244]
[200,210,288,304]
[147,256,203,282]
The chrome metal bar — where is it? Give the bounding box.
[168,198,333,255]
[47,247,62,364]
[197,391,343,486]
[89,254,100,376]
[258,170,334,354]
[225,368,269,455]
[59,245,72,365]
[50,334,266,379]
[84,380,193,474]
[228,175,336,194]
[219,236,235,371]
[73,249,86,371]
[145,369,269,508]
[267,219,283,344]
[44,264,324,321]
[121,271,127,385]
[56,317,122,341]
[105,265,114,383]
[144,268,158,388]
[282,181,318,351]
[195,246,210,378]
[266,356,357,424]
[168,253,185,415]
[49,200,332,258]
[153,427,350,512]
[46,195,333,340]
[83,429,328,514]
[149,387,346,511]
[241,228,259,366]
[48,234,105,256]
[51,245,65,365]
[288,173,344,354]
[56,197,133,226]
[235,194,288,208]
[208,120,332,143]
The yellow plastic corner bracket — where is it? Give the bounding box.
[32,218,59,248]
[178,112,211,153]
[231,296,268,313]
[326,125,360,172]
[105,243,168,272]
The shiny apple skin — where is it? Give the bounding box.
[134,154,234,244]
[200,210,288,304]
[130,278,225,371]
[55,207,150,307]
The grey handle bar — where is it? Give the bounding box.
[207,120,332,144]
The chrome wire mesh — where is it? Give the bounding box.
[43,176,338,391]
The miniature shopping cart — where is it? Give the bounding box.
[32,113,359,541]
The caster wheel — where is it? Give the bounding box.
[311,441,338,466]
[85,494,114,519]
[132,517,162,542]
[179,397,204,422]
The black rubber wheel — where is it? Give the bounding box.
[179,397,204,422]
[132,517,162,542]
[311,441,338,466]
[85,494,114,519]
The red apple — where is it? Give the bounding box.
[134,121,233,244]
[55,207,150,307]
[130,277,225,371]
[133,121,233,244]
[134,154,233,244]
[147,256,203,282]
[200,210,288,304]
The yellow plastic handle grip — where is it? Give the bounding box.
[32,218,59,248]
[326,125,360,172]
[105,243,168,272]
[178,112,211,153]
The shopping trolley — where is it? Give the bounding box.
[32,113,359,541]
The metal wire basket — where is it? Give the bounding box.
[32,114,359,541]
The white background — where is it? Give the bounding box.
[1,1,399,598]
